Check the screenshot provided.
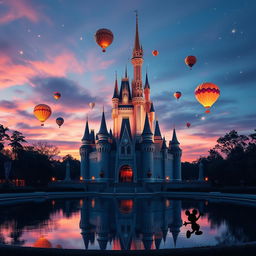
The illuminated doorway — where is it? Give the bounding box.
[119,165,133,182]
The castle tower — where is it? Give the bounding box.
[144,72,151,111]
[149,103,155,131]
[96,111,111,180]
[161,137,168,180]
[112,73,119,138]
[141,114,154,180]
[131,13,145,137]
[169,129,182,181]
[80,118,91,179]
[154,119,162,144]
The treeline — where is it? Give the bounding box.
[182,129,256,186]
[0,124,80,186]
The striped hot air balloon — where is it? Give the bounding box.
[56,117,64,128]
[33,104,52,126]
[53,92,61,100]
[195,82,220,113]
[152,50,159,56]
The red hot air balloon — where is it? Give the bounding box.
[186,122,191,128]
[152,50,159,56]
[56,117,64,128]
[185,56,197,69]
[53,92,61,100]
[95,28,114,52]
[173,91,182,100]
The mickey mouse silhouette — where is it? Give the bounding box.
[183,209,203,238]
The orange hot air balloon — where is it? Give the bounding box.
[95,28,114,52]
[195,82,220,113]
[56,117,64,128]
[152,50,159,56]
[89,102,95,109]
[173,91,182,100]
[186,122,191,128]
[53,92,61,100]
[185,55,197,69]
[33,104,52,126]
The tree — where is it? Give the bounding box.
[8,131,27,159]
[32,141,60,161]
[0,124,10,151]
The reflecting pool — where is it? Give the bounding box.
[0,197,255,250]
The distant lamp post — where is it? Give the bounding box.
[80,176,83,181]
[204,176,209,182]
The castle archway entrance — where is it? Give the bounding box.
[119,165,133,183]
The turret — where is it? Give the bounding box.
[144,72,151,110]
[141,114,154,180]
[80,118,91,179]
[169,129,182,181]
[149,103,155,131]
[161,137,168,180]
[96,111,111,180]
[119,70,132,105]
[90,129,95,145]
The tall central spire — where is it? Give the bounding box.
[134,11,140,51]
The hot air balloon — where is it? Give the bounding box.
[186,122,191,128]
[185,56,197,69]
[152,50,159,56]
[89,102,95,110]
[53,92,61,100]
[56,117,64,128]
[174,91,182,100]
[33,104,52,126]
[194,82,220,113]
[95,28,114,52]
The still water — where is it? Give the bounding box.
[0,197,255,250]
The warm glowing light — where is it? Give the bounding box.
[119,199,133,214]
[51,200,55,206]
[166,176,170,180]
[51,177,56,182]
[165,199,170,208]
[91,199,95,208]
[205,176,209,181]
[119,165,133,182]
[80,176,83,181]
[34,237,52,248]
[91,176,95,180]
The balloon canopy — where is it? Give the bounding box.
[95,28,114,52]
[56,117,64,128]
[53,92,61,100]
[152,50,159,56]
[186,122,191,128]
[173,91,182,100]
[33,104,52,126]
[195,82,220,113]
[89,102,95,109]
[185,56,197,69]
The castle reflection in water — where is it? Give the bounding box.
[80,197,182,250]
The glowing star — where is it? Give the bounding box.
[231,28,236,34]
[19,50,24,55]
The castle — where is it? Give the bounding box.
[80,15,182,186]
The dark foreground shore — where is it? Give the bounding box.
[1,242,256,256]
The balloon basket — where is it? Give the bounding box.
[102,49,106,52]
[205,110,210,114]
[41,123,44,126]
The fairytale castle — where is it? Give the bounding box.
[80,15,182,187]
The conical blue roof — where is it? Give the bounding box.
[171,129,180,145]
[154,120,161,137]
[82,118,90,141]
[142,114,153,136]
[98,111,109,136]
[112,76,119,98]
[144,72,150,89]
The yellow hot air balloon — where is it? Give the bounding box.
[89,102,95,110]
[194,83,220,113]
[33,104,52,126]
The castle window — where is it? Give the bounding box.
[127,146,131,154]
[121,146,125,154]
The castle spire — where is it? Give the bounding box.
[150,102,155,112]
[82,117,90,142]
[134,11,141,51]
[154,120,161,137]
[171,128,180,145]
[142,113,153,136]
[144,72,150,89]
[112,72,119,98]
[125,65,128,78]
[98,110,109,137]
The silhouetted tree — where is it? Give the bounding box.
[8,131,27,159]
[32,141,60,160]
[0,124,10,151]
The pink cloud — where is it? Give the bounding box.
[0,52,83,89]
[0,0,47,24]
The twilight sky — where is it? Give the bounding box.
[0,0,255,162]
